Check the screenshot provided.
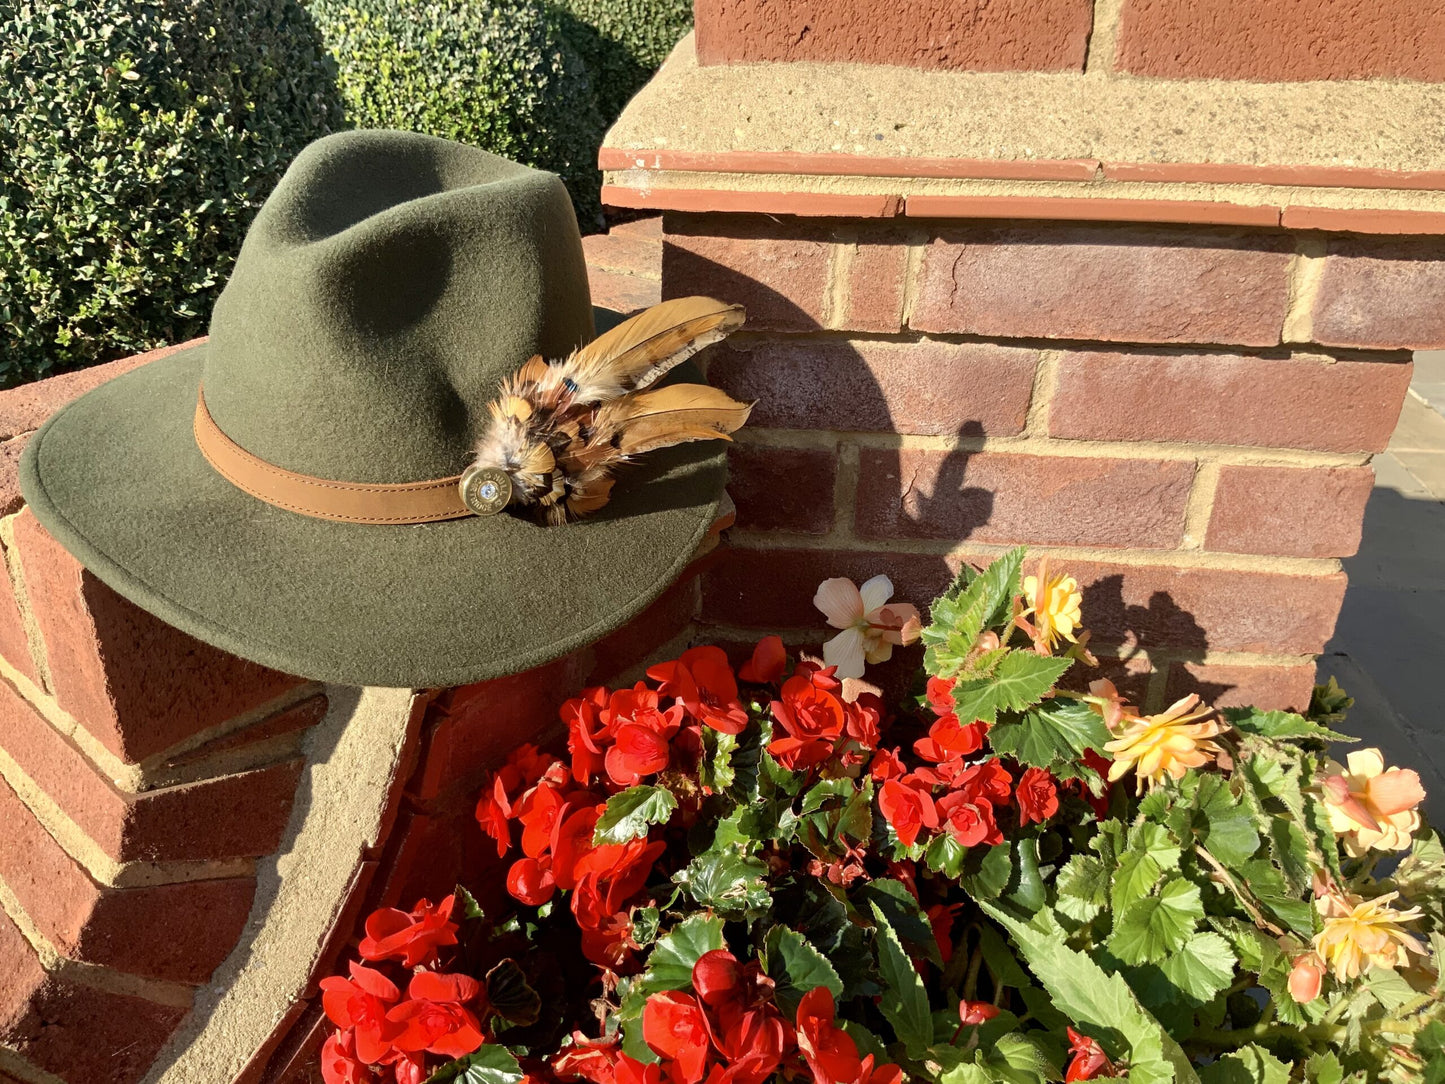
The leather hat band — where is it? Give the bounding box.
[194,389,472,524]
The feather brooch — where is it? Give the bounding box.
[460,296,752,525]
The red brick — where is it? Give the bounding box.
[727,444,836,534]
[910,225,1293,347]
[841,238,908,332]
[1048,350,1412,454]
[1311,237,1445,350]
[588,574,704,686]
[0,544,39,687]
[707,339,1038,436]
[1206,465,1375,558]
[1116,0,1445,81]
[609,215,664,239]
[0,910,186,1084]
[12,510,306,763]
[366,808,498,919]
[583,231,661,279]
[855,448,1192,548]
[0,678,303,863]
[162,694,329,768]
[0,340,202,442]
[663,218,832,332]
[0,776,254,984]
[1164,660,1318,712]
[588,268,661,316]
[695,0,1093,71]
[411,651,591,801]
[701,546,1346,655]
[0,435,27,517]
[1057,559,1347,656]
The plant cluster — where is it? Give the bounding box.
[0,0,342,384]
[319,549,1445,1084]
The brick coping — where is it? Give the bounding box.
[601,36,1445,233]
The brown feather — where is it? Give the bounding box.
[561,297,744,400]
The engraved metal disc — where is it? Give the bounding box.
[459,466,512,516]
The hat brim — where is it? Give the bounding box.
[20,341,726,687]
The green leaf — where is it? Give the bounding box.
[644,914,725,990]
[1055,854,1109,923]
[923,548,1024,676]
[961,842,1013,901]
[951,652,1072,725]
[869,902,933,1056]
[594,785,678,845]
[1108,876,1203,965]
[980,905,1200,1084]
[1158,931,1236,1004]
[700,727,738,792]
[765,925,844,1014]
[1193,775,1261,866]
[854,878,941,964]
[1302,1051,1345,1084]
[454,884,485,922]
[1111,823,1181,912]
[673,847,770,917]
[988,697,1110,776]
[1308,677,1353,728]
[425,1045,525,1084]
[1224,707,1353,744]
[801,777,856,814]
[1199,1045,1291,1084]
[926,833,968,879]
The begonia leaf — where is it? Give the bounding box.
[950,652,1072,726]
[1111,823,1181,913]
[593,784,678,846]
[699,727,737,792]
[1107,876,1203,965]
[764,924,843,1014]
[923,547,1023,677]
[1198,1045,1291,1084]
[642,914,725,991]
[868,901,933,1057]
[672,847,771,917]
[1055,854,1109,923]
[988,697,1110,778]
[1223,707,1353,745]
[854,877,941,965]
[1158,931,1236,1005]
[424,1044,525,1084]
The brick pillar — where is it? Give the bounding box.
[599,9,1443,713]
[0,344,326,1083]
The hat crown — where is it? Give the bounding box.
[202,130,594,483]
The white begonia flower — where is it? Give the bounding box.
[813,574,922,680]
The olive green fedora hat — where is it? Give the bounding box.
[19,129,728,687]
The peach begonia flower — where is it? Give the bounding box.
[1321,748,1426,857]
[1102,694,1225,793]
[1022,561,1083,653]
[1286,952,1326,1003]
[1313,889,1426,982]
[814,575,922,680]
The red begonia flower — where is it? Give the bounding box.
[856,1054,905,1084]
[572,840,667,930]
[606,723,673,786]
[935,790,1001,848]
[879,777,939,848]
[914,714,986,763]
[320,1028,373,1084]
[643,990,713,1084]
[383,1049,427,1084]
[958,1000,1000,1026]
[792,660,842,692]
[320,962,402,1064]
[552,804,604,891]
[738,636,787,685]
[507,855,556,906]
[768,674,847,769]
[1064,1027,1118,1080]
[958,759,1013,805]
[614,1054,672,1084]
[517,783,567,860]
[928,903,961,965]
[844,694,884,750]
[795,987,860,1084]
[564,686,613,786]
[580,910,640,971]
[692,950,743,1007]
[553,1033,623,1084]
[388,971,486,1058]
[705,1005,793,1084]
[649,647,749,735]
[1016,766,1060,826]
[869,748,906,782]
[358,894,459,969]
[475,771,518,858]
[925,675,956,716]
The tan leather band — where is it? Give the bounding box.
[194,389,472,523]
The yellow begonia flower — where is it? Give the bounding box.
[1102,694,1225,793]
[1022,563,1083,653]
[1321,748,1426,857]
[1313,889,1426,982]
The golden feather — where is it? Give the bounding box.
[468,297,751,523]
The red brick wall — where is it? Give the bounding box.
[666,212,1417,714]
[695,0,1445,81]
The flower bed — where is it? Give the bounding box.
[318,549,1444,1083]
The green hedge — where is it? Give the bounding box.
[0,0,343,385]
[311,0,609,226]
[549,0,694,119]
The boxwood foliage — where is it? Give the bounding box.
[310,0,609,228]
[549,0,694,119]
[0,0,343,386]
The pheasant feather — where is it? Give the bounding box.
[468,296,750,525]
